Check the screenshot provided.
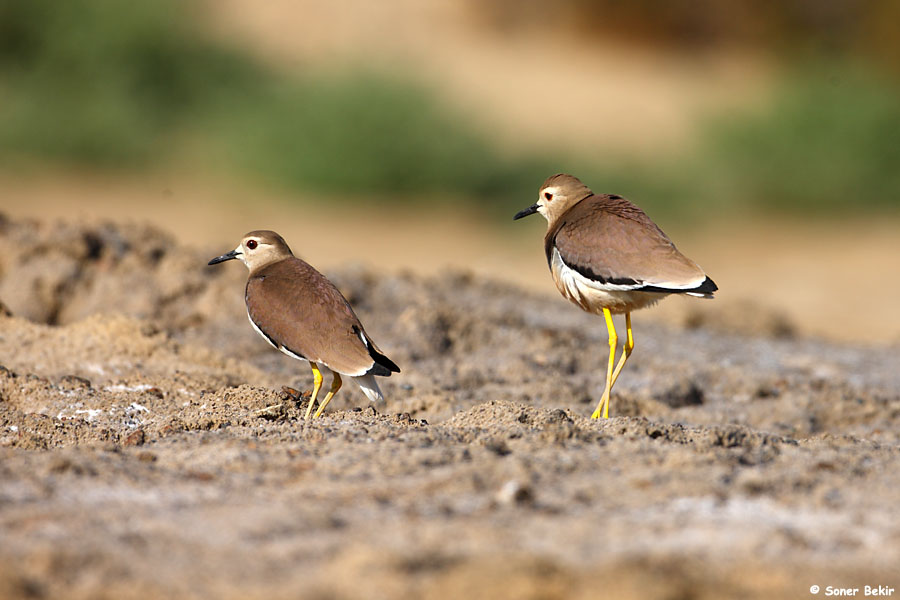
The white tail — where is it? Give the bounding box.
[353,372,384,403]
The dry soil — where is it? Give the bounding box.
[1,217,898,599]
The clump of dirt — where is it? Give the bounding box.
[0,217,898,599]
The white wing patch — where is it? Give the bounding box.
[552,248,639,294]
[553,248,706,292]
[648,278,709,291]
[550,248,663,313]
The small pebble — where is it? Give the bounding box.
[123,429,145,447]
[496,480,534,506]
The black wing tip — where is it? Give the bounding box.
[368,354,400,377]
[377,353,401,374]
[363,335,401,376]
[694,276,718,294]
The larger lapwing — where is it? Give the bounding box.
[209,230,399,418]
[514,174,717,419]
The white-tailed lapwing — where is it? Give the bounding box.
[208,230,400,418]
[514,174,717,419]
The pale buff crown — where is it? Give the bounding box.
[536,174,594,226]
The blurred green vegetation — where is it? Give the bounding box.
[603,64,900,219]
[0,0,898,219]
[0,0,263,165]
[207,74,547,200]
[0,0,546,205]
[694,65,900,213]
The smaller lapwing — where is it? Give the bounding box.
[514,174,717,419]
[208,231,399,418]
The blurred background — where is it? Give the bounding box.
[1,0,898,343]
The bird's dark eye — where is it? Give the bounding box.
[544,192,553,201]
[247,240,258,250]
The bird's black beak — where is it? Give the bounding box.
[208,249,241,265]
[513,203,540,220]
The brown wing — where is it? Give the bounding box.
[246,258,397,376]
[546,194,710,290]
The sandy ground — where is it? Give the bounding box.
[1,217,898,599]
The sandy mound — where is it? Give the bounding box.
[1,217,898,599]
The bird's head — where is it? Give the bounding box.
[513,173,594,225]
[208,230,293,272]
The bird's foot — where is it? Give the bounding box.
[590,395,610,419]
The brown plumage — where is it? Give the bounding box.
[208,230,399,418]
[245,256,395,377]
[515,174,717,418]
[546,190,715,313]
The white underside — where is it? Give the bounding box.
[354,372,384,402]
[247,311,380,399]
[550,248,706,314]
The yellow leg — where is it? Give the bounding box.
[609,312,634,389]
[304,362,324,420]
[591,308,618,419]
[313,373,342,418]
